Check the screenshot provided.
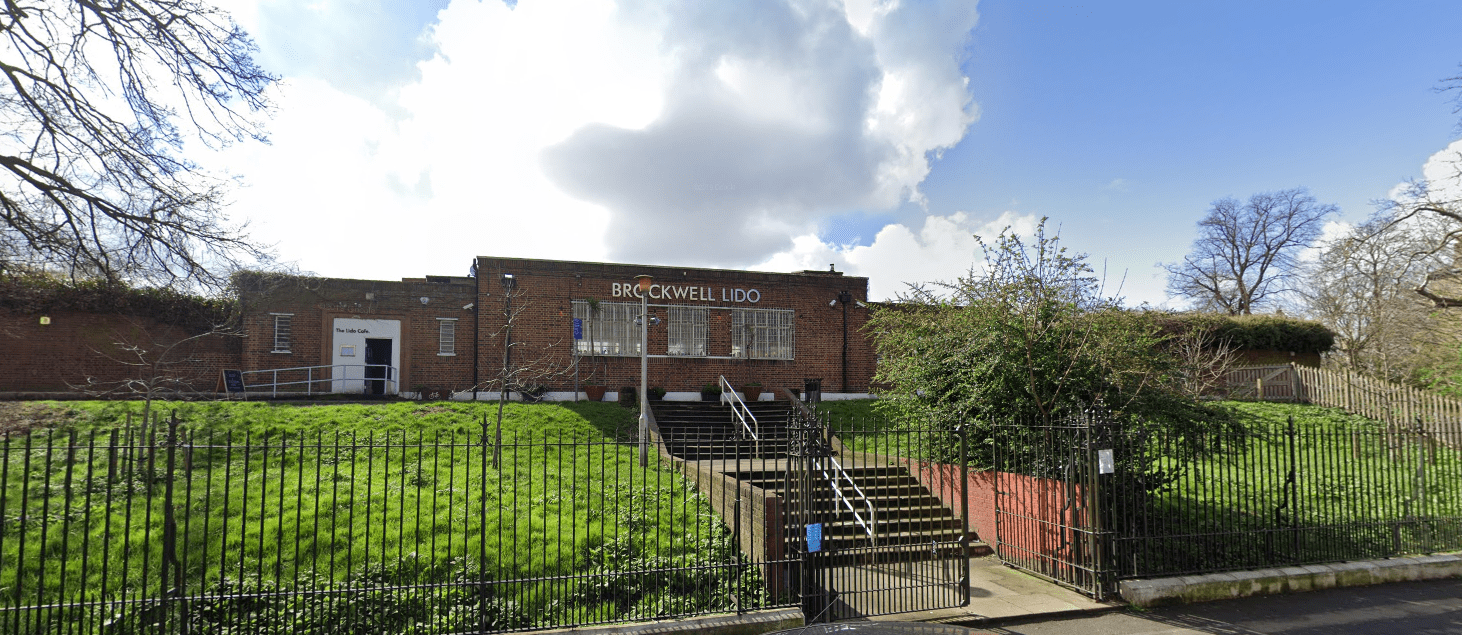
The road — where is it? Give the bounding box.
[985,579,1462,635]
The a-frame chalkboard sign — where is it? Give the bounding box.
[218,369,246,400]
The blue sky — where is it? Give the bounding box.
[207,0,1462,305]
[921,0,1462,303]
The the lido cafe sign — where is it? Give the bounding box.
[611,282,762,303]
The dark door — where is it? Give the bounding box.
[364,338,392,395]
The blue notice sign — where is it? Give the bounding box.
[806,523,823,553]
[572,318,583,340]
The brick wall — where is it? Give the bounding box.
[2,309,239,393]
[474,257,876,394]
[912,463,1088,572]
[1237,349,1322,368]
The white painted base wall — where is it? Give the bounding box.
[448,391,875,402]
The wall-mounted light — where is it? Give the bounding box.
[501,273,516,290]
[419,297,430,305]
[39,316,51,325]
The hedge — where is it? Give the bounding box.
[1159,312,1335,355]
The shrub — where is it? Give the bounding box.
[869,219,1237,465]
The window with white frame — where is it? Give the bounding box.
[731,308,794,360]
[271,313,292,353]
[667,306,708,356]
[571,300,641,356]
[437,318,457,355]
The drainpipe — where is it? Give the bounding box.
[836,290,852,392]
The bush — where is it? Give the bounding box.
[869,219,1236,465]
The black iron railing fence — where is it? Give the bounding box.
[0,414,787,635]
[990,409,1462,596]
[10,403,1457,625]
[1110,414,1462,578]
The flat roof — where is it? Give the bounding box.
[473,255,863,280]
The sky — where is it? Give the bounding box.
[200,0,1462,306]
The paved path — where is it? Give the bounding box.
[984,578,1462,635]
[838,556,1121,625]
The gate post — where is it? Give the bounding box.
[1083,412,1107,601]
[789,410,834,623]
[958,421,971,606]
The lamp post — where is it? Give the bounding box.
[636,274,653,466]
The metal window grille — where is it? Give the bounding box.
[667,306,708,356]
[272,314,292,352]
[437,319,456,355]
[572,300,641,356]
[731,308,794,360]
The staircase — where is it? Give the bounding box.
[652,400,796,460]
[733,464,964,559]
[653,401,966,560]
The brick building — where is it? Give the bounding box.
[233,258,876,399]
[233,272,479,397]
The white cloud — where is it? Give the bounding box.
[753,211,1037,300]
[1421,138,1462,201]
[541,0,980,266]
[210,0,672,279]
[201,0,982,281]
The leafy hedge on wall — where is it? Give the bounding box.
[0,272,233,332]
[1159,313,1335,354]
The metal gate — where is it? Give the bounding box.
[786,411,971,622]
[991,413,1113,599]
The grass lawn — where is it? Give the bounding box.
[805,398,1462,574]
[1125,400,1462,576]
[0,400,762,634]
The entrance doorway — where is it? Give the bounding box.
[365,338,392,395]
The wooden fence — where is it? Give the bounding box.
[1224,364,1462,444]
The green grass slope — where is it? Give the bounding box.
[0,401,761,634]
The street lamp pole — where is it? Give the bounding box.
[636,274,653,467]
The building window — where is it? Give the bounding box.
[731,308,794,360]
[667,306,708,356]
[437,318,457,356]
[572,300,641,356]
[271,313,292,353]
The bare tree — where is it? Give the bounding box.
[1165,187,1337,315]
[1371,176,1462,309]
[1168,322,1240,399]
[79,317,239,424]
[1303,214,1435,381]
[478,271,571,468]
[0,0,276,289]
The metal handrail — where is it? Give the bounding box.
[817,454,877,545]
[240,364,399,397]
[719,375,759,441]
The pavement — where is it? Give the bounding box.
[982,577,1462,634]
[827,556,1123,627]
